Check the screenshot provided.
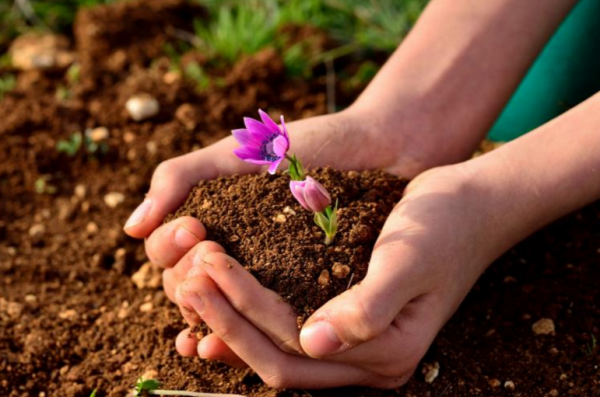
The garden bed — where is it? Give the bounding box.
[1,1,599,396]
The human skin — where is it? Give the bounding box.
[123,0,587,389]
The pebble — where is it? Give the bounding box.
[114,248,127,273]
[86,222,99,235]
[146,141,158,155]
[318,269,330,286]
[58,309,78,320]
[74,184,86,199]
[28,224,45,238]
[126,94,159,121]
[331,262,351,279]
[488,379,501,388]
[24,295,37,303]
[139,302,153,313]
[9,34,74,71]
[504,380,515,391]
[104,192,125,208]
[86,127,109,142]
[422,362,440,384]
[131,262,162,289]
[532,318,555,335]
[283,206,297,216]
[118,301,129,319]
[549,389,559,397]
[163,71,180,84]
[123,131,137,143]
[274,214,287,223]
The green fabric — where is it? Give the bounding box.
[488,0,600,142]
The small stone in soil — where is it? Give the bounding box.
[504,380,516,391]
[140,302,153,313]
[126,94,160,121]
[318,269,330,286]
[422,362,440,384]
[131,262,162,289]
[532,318,556,335]
[104,192,125,208]
[488,379,501,388]
[331,262,351,279]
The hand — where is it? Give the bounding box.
[174,164,513,388]
[124,105,452,301]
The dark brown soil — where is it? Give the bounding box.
[167,169,407,321]
[1,1,599,396]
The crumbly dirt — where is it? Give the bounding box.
[167,168,407,321]
[1,1,599,396]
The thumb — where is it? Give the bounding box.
[123,137,258,238]
[300,232,423,358]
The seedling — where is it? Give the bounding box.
[133,377,245,397]
[232,110,339,244]
[34,175,57,194]
[184,62,210,91]
[89,389,97,397]
[56,132,83,156]
[0,73,16,100]
[584,333,597,356]
[56,131,108,157]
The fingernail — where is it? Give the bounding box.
[300,321,343,358]
[184,293,205,314]
[175,226,200,249]
[124,198,152,230]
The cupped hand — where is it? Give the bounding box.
[172,164,511,388]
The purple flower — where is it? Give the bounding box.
[232,109,290,174]
[290,176,331,213]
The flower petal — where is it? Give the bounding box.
[280,115,289,140]
[259,109,282,135]
[268,158,284,174]
[290,181,309,210]
[272,135,289,158]
[232,129,261,147]
[244,117,273,140]
[233,147,262,161]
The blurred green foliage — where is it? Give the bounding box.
[0,0,119,47]
[192,0,427,77]
[0,74,16,99]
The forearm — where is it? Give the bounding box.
[469,91,600,256]
[353,0,578,164]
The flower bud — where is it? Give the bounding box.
[290,176,331,213]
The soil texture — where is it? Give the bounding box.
[167,168,407,321]
[1,1,599,396]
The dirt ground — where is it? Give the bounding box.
[1,1,599,396]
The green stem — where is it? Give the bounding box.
[148,390,245,397]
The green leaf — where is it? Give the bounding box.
[89,389,97,397]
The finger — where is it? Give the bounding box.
[200,252,302,354]
[175,327,199,357]
[144,217,206,269]
[198,333,248,368]
[300,204,428,358]
[124,138,260,238]
[174,242,227,325]
[308,295,441,378]
[163,241,226,303]
[178,274,383,389]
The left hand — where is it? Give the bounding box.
[172,164,513,389]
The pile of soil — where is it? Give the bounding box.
[1,1,598,396]
[167,168,407,320]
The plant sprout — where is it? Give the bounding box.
[232,110,338,244]
[56,131,108,157]
[133,377,245,397]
